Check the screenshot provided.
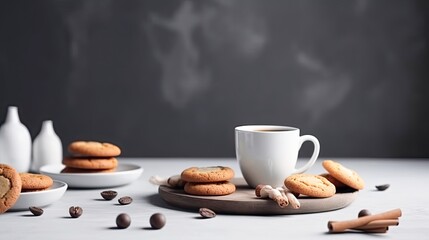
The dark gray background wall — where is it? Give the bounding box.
[1,0,428,158]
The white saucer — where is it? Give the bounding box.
[40,163,143,188]
[10,180,68,211]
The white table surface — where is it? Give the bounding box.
[3,158,428,240]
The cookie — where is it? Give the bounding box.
[319,173,347,188]
[68,141,121,157]
[63,157,118,170]
[184,181,236,196]
[322,160,365,190]
[0,164,22,213]
[21,187,50,192]
[181,166,234,183]
[19,173,53,191]
[60,166,116,174]
[284,174,336,198]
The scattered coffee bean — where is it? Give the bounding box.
[358,209,371,218]
[116,213,131,229]
[29,206,44,216]
[101,190,118,200]
[375,184,390,191]
[150,213,166,229]
[199,208,216,218]
[118,196,133,205]
[69,206,83,218]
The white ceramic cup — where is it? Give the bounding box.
[235,125,320,188]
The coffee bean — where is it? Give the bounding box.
[358,209,371,218]
[150,213,166,229]
[118,196,133,205]
[375,184,390,191]
[199,208,216,218]
[116,213,131,229]
[29,206,43,216]
[69,206,83,218]
[101,190,117,200]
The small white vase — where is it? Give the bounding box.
[31,120,63,172]
[0,106,32,172]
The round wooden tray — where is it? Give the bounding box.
[158,178,358,215]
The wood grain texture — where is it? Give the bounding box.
[159,178,358,215]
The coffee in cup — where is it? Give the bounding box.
[235,125,320,188]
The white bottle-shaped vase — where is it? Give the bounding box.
[31,120,63,172]
[0,106,32,172]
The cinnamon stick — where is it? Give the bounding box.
[275,187,290,207]
[285,191,300,209]
[149,175,186,188]
[329,219,397,231]
[353,219,398,230]
[328,208,402,233]
[353,227,388,233]
[281,186,300,209]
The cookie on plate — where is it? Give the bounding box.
[19,173,53,191]
[60,166,116,174]
[322,160,365,190]
[63,157,118,170]
[0,164,22,213]
[68,141,121,157]
[181,166,234,183]
[184,181,236,196]
[285,174,336,198]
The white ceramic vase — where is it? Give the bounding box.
[31,120,63,172]
[0,106,32,172]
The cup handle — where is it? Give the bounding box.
[293,135,320,174]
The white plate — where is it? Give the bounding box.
[40,163,143,188]
[10,180,68,211]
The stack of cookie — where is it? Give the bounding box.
[181,166,236,196]
[62,141,121,173]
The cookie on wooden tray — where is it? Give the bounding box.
[0,164,22,213]
[181,166,234,183]
[68,141,121,157]
[19,173,53,191]
[284,174,336,198]
[184,181,236,196]
[322,160,365,190]
[63,157,118,170]
[319,173,347,188]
